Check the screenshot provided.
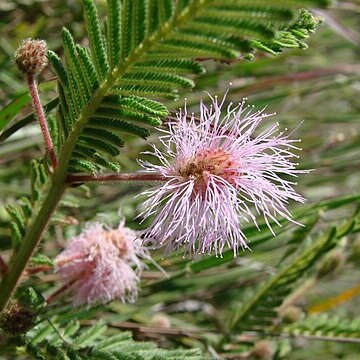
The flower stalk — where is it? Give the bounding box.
[25,264,53,275]
[66,172,168,184]
[14,39,58,169]
[46,280,76,305]
[26,73,58,169]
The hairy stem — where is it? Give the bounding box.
[26,264,53,275]
[67,172,167,184]
[27,73,58,169]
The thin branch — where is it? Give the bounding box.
[25,264,53,275]
[26,73,58,169]
[271,332,360,345]
[66,172,168,184]
[45,317,73,346]
[97,321,206,338]
[195,56,246,64]
[278,277,317,314]
[46,279,76,304]
[0,97,59,143]
[232,65,360,95]
[314,10,360,45]
[81,321,360,344]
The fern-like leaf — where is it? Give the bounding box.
[228,206,359,333]
[230,227,338,331]
[82,0,109,80]
[106,0,122,68]
[25,318,203,359]
[46,0,330,174]
[283,314,360,341]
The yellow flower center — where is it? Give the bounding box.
[177,148,236,187]
[104,230,130,257]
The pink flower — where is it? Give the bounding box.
[55,221,148,306]
[139,94,308,257]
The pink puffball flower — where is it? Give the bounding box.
[139,94,309,257]
[54,221,148,306]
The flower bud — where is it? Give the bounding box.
[151,313,171,328]
[281,305,303,324]
[0,302,35,335]
[15,39,48,75]
[316,249,345,279]
[250,340,274,360]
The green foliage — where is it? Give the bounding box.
[283,314,360,340]
[16,287,46,311]
[229,207,360,332]
[0,97,59,143]
[230,227,338,331]
[3,157,84,253]
[3,0,360,359]
[0,93,30,131]
[23,319,203,359]
[45,0,328,173]
[250,9,321,54]
[4,160,49,253]
[82,0,108,81]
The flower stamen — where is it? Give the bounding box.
[139,94,309,257]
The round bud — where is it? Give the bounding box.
[244,53,254,61]
[15,39,48,75]
[0,302,35,335]
[281,306,303,324]
[250,340,274,360]
[316,249,345,279]
[151,313,171,328]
